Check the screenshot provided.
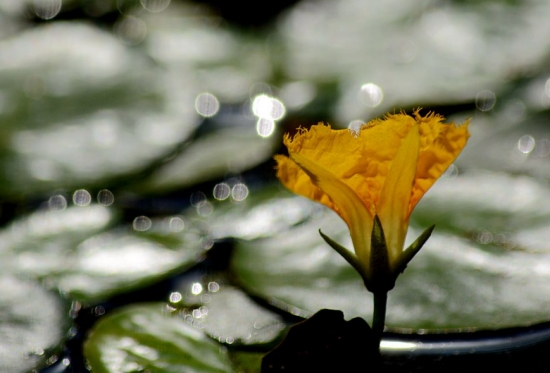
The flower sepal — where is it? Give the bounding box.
[319,230,370,283]
[320,216,435,294]
[393,224,435,277]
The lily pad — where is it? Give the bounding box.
[142,2,274,105]
[54,227,204,303]
[0,275,68,373]
[172,282,287,346]
[231,172,550,329]
[0,204,205,304]
[0,204,116,278]
[84,303,233,373]
[277,0,550,122]
[134,124,280,194]
[0,22,199,198]
[456,111,550,180]
[184,185,319,241]
[412,170,550,235]
[228,351,264,373]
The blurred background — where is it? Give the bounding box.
[3,0,550,372]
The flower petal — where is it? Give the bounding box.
[288,152,373,264]
[342,114,418,215]
[411,111,470,211]
[275,154,335,211]
[276,124,367,210]
[376,125,420,263]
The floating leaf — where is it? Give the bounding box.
[184,186,318,241]
[135,125,280,194]
[0,205,204,304]
[54,228,204,303]
[84,303,233,373]
[278,0,550,121]
[0,276,68,373]
[173,283,287,346]
[231,173,550,329]
[0,204,116,278]
[0,22,199,198]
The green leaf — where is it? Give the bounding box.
[230,183,550,329]
[84,303,234,373]
[277,0,550,121]
[183,185,317,241]
[0,205,204,304]
[228,351,264,373]
[54,227,204,303]
[0,276,68,373]
[0,22,200,198]
[133,126,280,194]
[173,283,287,347]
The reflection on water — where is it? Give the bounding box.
[252,94,285,121]
[32,0,62,20]
[231,183,249,202]
[213,182,230,200]
[167,216,185,232]
[517,135,535,154]
[191,282,203,295]
[169,291,182,303]
[347,119,363,136]
[97,189,115,206]
[252,94,285,138]
[359,83,383,108]
[208,281,220,293]
[475,90,496,111]
[72,189,92,207]
[48,195,67,211]
[190,191,207,207]
[256,117,275,138]
[133,216,152,231]
[194,92,220,117]
[141,0,171,13]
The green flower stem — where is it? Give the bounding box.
[372,291,387,354]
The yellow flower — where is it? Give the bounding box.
[275,110,469,290]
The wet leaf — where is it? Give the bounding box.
[0,22,199,198]
[278,0,550,122]
[0,276,68,373]
[84,303,233,373]
[54,228,204,303]
[184,186,318,241]
[0,205,204,304]
[173,283,287,347]
[135,125,280,194]
[231,173,550,329]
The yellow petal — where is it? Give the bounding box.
[411,112,470,211]
[342,113,418,215]
[288,152,373,263]
[376,125,420,263]
[275,154,335,210]
[277,125,365,205]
